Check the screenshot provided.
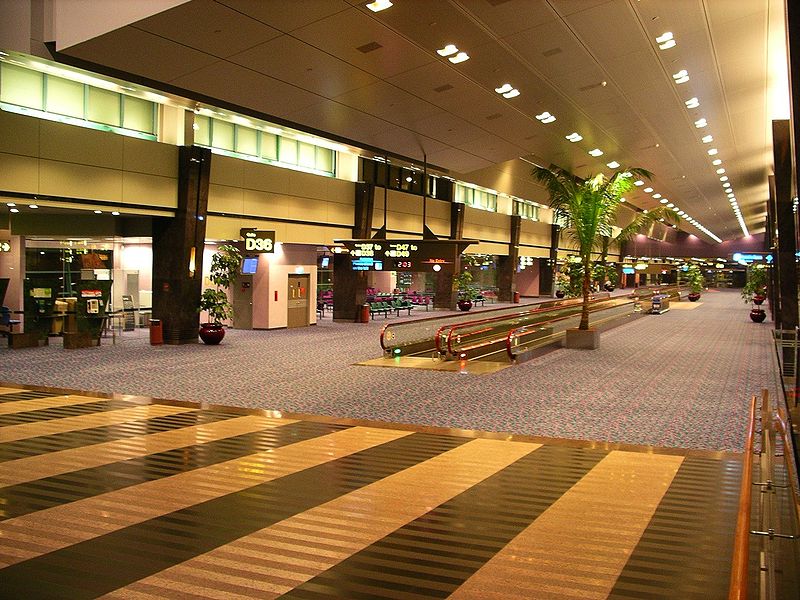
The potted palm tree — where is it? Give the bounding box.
[198,244,241,344]
[454,270,476,311]
[742,264,768,322]
[532,164,669,349]
[684,264,704,301]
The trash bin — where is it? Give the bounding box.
[513,291,521,303]
[360,303,370,323]
[149,319,163,345]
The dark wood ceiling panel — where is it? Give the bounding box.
[229,35,378,98]
[134,0,281,58]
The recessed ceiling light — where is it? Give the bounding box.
[29,204,38,209]
[112,211,120,216]
[672,69,689,84]
[366,1,393,13]
[634,180,644,186]
[656,32,676,50]
[643,187,654,193]
[5,202,15,207]
[685,97,700,108]
[566,132,583,142]
[620,197,626,202]
[9,208,19,213]
[93,210,102,214]
[694,118,707,128]
[449,51,469,64]
[536,111,556,123]
[660,198,668,204]
[588,148,603,157]
[722,182,731,188]
[606,160,620,168]
[672,207,680,211]
[667,203,674,207]
[437,44,458,57]
[708,148,718,155]
[653,193,661,199]
[712,159,722,165]
[503,88,520,98]
[678,210,685,215]
[495,83,513,94]
[716,168,726,174]
[701,135,713,143]
[719,175,728,182]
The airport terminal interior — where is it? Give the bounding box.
[1,0,799,598]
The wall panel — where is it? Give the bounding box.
[39,159,123,200]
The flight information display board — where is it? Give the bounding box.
[339,239,476,273]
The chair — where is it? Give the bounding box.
[0,306,21,337]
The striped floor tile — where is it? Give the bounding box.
[0,385,743,599]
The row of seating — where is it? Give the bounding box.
[370,299,414,318]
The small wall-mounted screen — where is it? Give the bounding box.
[321,256,330,268]
[241,257,258,274]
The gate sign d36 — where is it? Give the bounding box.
[241,230,275,253]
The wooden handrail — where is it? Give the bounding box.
[728,394,758,600]
[775,406,800,531]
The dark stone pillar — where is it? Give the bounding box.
[434,268,455,310]
[332,253,367,322]
[450,202,465,240]
[772,120,798,330]
[151,145,210,345]
[539,223,560,296]
[497,216,521,302]
[766,176,778,322]
[353,182,374,239]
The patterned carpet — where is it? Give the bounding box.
[0,290,779,452]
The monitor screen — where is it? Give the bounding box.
[321,256,329,268]
[241,257,258,275]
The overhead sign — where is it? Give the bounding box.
[0,240,10,253]
[337,238,476,273]
[241,229,276,253]
[732,252,773,264]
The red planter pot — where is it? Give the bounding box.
[457,300,473,312]
[752,295,766,305]
[687,292,701,302]
[199,322,226,344]
[749,309,766,323]
[555,290,566,299]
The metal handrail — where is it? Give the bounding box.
[775,407,800,535]
[729,394,758,600]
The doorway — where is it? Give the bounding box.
[287,274,310,328]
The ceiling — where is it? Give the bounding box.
[54,0,785,243]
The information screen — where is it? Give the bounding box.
[346,241,455,272]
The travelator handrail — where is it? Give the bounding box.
[444,296,630,356]
[729,394,757,600]
[728,390,800,600]
[505,298,637,360]
[379,299,579,354]
[435,298,592,355]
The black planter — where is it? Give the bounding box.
[603,284,615,292]
[199,322,226,344]
[687,292,701,302]
[749,309,766,323]
[555,290,566,298]
[457,300,473,312]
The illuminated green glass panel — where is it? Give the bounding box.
[0,63,44,110]
[122,95,155,133]
[212,119,234,151]
[235,125,258,156]
[298,141,315,168]
[316,146,334,173]
[278,138,297,164]
[45,76,83,118]
[260,133,277,160]
[87,87,120,126]
[194,115,210,146]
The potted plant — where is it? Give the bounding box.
[533,164,669,349]
[454,270,476,311]
[198,244,242,344]
[741,264,767,305]
[684,263,704,301]
[592,263,619,292]
[554,269,569,298]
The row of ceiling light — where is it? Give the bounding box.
[659,30,745,240]
[5,202,120,216]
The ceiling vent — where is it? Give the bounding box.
[578,81,605,92]
[486,113,503,120]
[434,83,454,93]
[542,47,563,57]
[486,0,513,5]
[356,41,383,53]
